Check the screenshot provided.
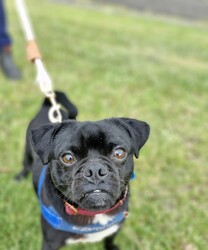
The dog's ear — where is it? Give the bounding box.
[109,118,150,158]
[30,123,63,165]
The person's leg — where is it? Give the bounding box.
[0,0,11,48]
[0,0,21,80]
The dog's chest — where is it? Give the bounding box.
[65,214,120,244]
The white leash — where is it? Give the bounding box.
[15,0,62,123]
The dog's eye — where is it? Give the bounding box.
[60,153,76,165]
[113,148,126,160]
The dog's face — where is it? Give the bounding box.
[31,118,150,212]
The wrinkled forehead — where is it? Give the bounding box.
[53,121,131,156]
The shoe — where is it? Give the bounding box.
[0,50,21,80]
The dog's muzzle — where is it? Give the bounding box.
[65,186,128,216]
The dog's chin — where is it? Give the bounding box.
[78,192,115,212]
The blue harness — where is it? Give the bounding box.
[38,165,134,234]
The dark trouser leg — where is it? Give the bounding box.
[0,0,11,49]
[0,1,21,80]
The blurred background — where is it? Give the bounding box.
[0,0,207,249]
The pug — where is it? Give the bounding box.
[16,91,150,250]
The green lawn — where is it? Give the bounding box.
[0,0,208,249]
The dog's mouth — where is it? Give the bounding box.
[79,188,114,211]
[80,189,111,201]
[64,186,128,215]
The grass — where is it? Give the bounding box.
[0,0,208,249]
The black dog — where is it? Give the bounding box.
[17,91,150,250]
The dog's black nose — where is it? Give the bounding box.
[84,164,108,181]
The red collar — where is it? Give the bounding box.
[65,187,128,216]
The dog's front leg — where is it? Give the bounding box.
[104,233,120,250]
[41,216,65,250]
[42,237,64,250]
[42,241,56,250]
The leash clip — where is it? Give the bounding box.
[46,92,62,123]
